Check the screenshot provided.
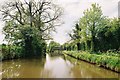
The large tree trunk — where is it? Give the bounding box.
[77,43,81,51]
[24,36,33,57]
[91,22,95,52]
[85,41,88,50]
[91,35,95,52]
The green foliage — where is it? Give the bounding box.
[1,0,62,59]
[1,44,23,60]
[64,51,120,72]
[47,41,61,52]
[67,3,120,53]
[2,22,47,58]
[62,41,78,51]
[96,18,120,51]
[69,3,107,52]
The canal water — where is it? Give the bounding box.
[1,54,119,78]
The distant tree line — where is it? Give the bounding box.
[62,3,120,52]
[47,41,61,52]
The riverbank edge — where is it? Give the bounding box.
[0,54,46,61]
[63,51,120,73]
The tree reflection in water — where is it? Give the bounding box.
[41,54,74,78]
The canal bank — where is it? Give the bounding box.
[63,51,120,73]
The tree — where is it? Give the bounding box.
[70,3,119,52]
[69,23,82,50]
[96,18,120,51]
[70,3,108,52]
[83,3,108,52]
[48,41,60,52]
[109,18,120,49]
[1,0,63,57]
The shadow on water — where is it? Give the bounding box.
[1,53,119,78]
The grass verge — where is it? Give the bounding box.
[63,51,120,73]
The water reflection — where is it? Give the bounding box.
[64,55,119,78]
[2,58,45,78]
[2,60,22,78]
[2,54,119,78]
[42,54,73,78]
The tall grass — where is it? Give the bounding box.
[63,51,120,73]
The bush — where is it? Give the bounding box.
[1,44,23,60]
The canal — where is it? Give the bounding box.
[1,54,119,78]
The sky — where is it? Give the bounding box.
[0,0,119,45]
